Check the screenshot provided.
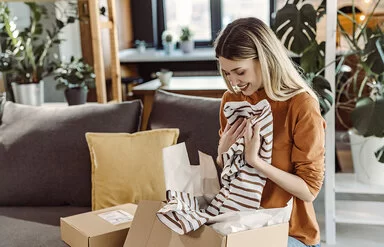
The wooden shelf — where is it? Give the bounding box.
[335,173,384,195]
[335,200,384,225]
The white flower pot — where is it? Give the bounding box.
[348,129,384,185]
[180,40,194,53]
[11,81,44,106]
[163,42,175,55]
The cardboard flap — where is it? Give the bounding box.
[89,229,129,247]
[124,200,226,247]
[226,223,289,247]
[124,201,163,247]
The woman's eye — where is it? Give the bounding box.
[237,71,245,76]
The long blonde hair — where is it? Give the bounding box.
[214,17,318,102]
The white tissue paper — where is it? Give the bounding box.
[208,198,293,235]
[162,142,220,200]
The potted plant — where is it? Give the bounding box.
[335,1,384,184]
[179,26,194,53]
[161,29,176,55]
[273,0,333,116]
[135,40,147,53]
[54,56,95,105]
[0,2,77,106]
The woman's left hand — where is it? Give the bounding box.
[244,119,263,169]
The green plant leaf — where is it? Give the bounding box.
[311,75,333,116]
[55,82,67,91]
[351,96,384,137]
[56,19,64,29]
[301,41,325,74]
[364,32,384,75]
[375,145,384,163]
[316,0,326,22]
[274,3,317,54]
[100,7,106,16]
[67,16,76,24]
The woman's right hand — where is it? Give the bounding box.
[217,118,247,166]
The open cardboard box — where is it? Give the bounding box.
[61,203,137,247]
[123,201,289,247]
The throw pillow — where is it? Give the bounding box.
[86,129,179,210]
[0,100,142,206]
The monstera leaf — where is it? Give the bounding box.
[351,95,384,137]
[307,74,333,116]
[274,2,317,54]
[364,33,384,75]
[301,41,325,74]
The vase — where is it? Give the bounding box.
[11,81,44,106]
[65,87,88,105]
[163,42,175,55]
[349,129,384,185]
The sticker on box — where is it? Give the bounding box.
[98,209,134,225]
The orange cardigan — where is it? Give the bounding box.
[219,89,326,245]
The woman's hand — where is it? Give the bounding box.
[217,118,247,166]
[244,120,264,169]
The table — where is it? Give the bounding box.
[132,76,227,130]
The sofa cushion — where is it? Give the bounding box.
[0,100,142,206]
[86,129,179,210]
[0,206,89,247]
[148,90,221,165]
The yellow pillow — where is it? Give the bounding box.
[86,129,179,210]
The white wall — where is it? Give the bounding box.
[56,1,82,63]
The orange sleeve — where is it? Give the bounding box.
[291,96,326,198]
[219,92,229,137]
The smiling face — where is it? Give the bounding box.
[218,57,263,96]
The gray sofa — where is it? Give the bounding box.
[0,89,221,246]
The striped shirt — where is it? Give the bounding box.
[157,99,273,234]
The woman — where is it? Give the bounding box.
[215,17,325,247]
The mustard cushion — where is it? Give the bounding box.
[86,129,179,210]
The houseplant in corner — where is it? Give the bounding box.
[273,0,333,116]
[0,2,77,106]
[54,56,95,105]
[335,1,384,185]
[179,26,194,53]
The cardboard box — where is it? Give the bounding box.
[124,201,288,247]
[61,203,137,247]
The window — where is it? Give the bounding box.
[221,0,271,27]
[158,0,274,47]
[130,0,274,49]
[163,0,211,41]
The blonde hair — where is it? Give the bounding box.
[214,17,318,102]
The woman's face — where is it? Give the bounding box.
[218,57,263,96]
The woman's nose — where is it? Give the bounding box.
[228,75,239,85]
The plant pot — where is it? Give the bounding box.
[180,40,194,53]
[349,129,384,185]
[163,42,175,55]
[11,81,44,106]
[65,87,88,105]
